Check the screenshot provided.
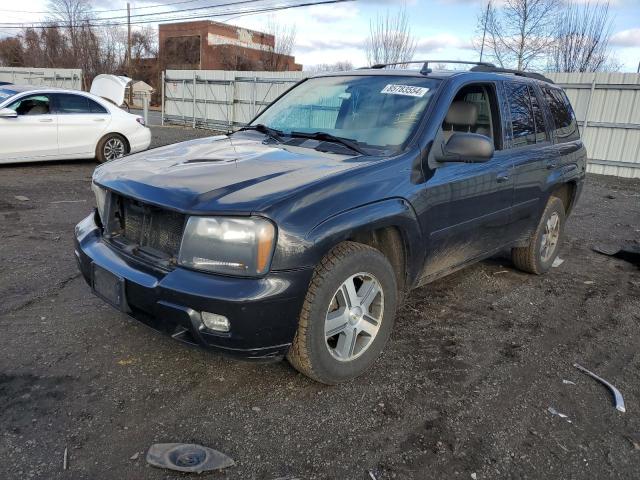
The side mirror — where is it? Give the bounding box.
[0,108,17,118]
[435,132,494,163]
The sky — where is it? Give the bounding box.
[1,0,639,71]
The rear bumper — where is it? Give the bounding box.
[74,213,312,359]
[128,127,151,154]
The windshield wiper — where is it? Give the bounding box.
[289,131,368,156]
[239,123,284,143]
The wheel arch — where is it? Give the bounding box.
[306,198,424,297]
[550,181,578,215]
[97,132,130,153]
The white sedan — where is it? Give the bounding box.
[0,75,151,163]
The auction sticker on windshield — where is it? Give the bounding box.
[381,84,429,97]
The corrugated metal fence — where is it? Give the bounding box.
[0,67,83,90]
[162,69,307,131]
[547,72,640,178]
[163,70,640,179]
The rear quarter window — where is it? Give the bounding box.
[541,87,580,142]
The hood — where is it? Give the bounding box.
[93,134,369,214]
[90,74,131,106]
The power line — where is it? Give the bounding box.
[0,0,212,15]
[0,0,353,29]
[0,0,284,26]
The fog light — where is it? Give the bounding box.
[201,312,230,332]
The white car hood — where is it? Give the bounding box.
[90,74,131,106]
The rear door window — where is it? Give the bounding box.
[541,87,580,142]
[505,82,535,148]
[529,86,548,143]
[54,93,98,114]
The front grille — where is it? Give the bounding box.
[116,196,186,258]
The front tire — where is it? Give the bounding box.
[511,196,566,274]
[287,242,398,384]
[96,134,128,163]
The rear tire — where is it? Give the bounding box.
[287,242,398,384]
[96,133,128,163]
[511,196,565,274]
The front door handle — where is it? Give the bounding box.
[496,173,509,183]
[38,118,53,123]
[93,118,105,122]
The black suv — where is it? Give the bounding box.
[74,61,586,384]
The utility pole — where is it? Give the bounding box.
[127,2,133,106]
[479,0,490,63]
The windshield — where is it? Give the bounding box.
[251,75,440,153]
[0,88,18,105]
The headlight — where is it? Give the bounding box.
[91,182,108,223]
[178,216,276,276]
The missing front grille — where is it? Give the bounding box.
[116,196,186,259]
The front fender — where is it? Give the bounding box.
[304,198,424,285]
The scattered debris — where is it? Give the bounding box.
[584,280,595,285]
[49,199,87,204]
[117,358,135,366]
[605,194,616,200]
[592,245,640,269]
[552,257,565,267]
[146,443,234,473]
[563,379,576,385]
[251,406,261,412]
[368,470,378,480]
[624,433,640,451]
[14,195,30,202]
[130,452,140,461]
[574,363,626,413]
[471,473,478,480]
[63,447,68,470]
[493,270,509,275]
[548,407,572,423]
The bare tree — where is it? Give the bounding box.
[47,0,91,64]
[365,5,416,68]
[0,37,25,67]
[476,0,557,70]
[260,18,297,71]
[306,61,354,73]
[549,1,617,72]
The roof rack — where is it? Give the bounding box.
[469,64,554,84]
[365,60,554,83]
[368,60,495,75]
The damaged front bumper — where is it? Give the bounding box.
[73,212,312,360]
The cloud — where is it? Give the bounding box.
[307,3,359,22]
[610,28,640,48]
[295,35,366,53]
[415,33,474,53]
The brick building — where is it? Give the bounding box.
[159,20,301,71]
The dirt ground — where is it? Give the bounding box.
[1,127,639,480]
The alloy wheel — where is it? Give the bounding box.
[104,138,125,160]
[540,212,560,262]
[324,272,384,362]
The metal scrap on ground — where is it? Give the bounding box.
[552,257,565,267]
[146,443,235,473]
[592,244,640,269]
[574,363,626,413]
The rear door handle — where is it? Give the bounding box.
[496,173,509,183]
[38,118,53,123]
[93,118,105,122]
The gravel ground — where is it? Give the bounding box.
[1,127,639,480]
